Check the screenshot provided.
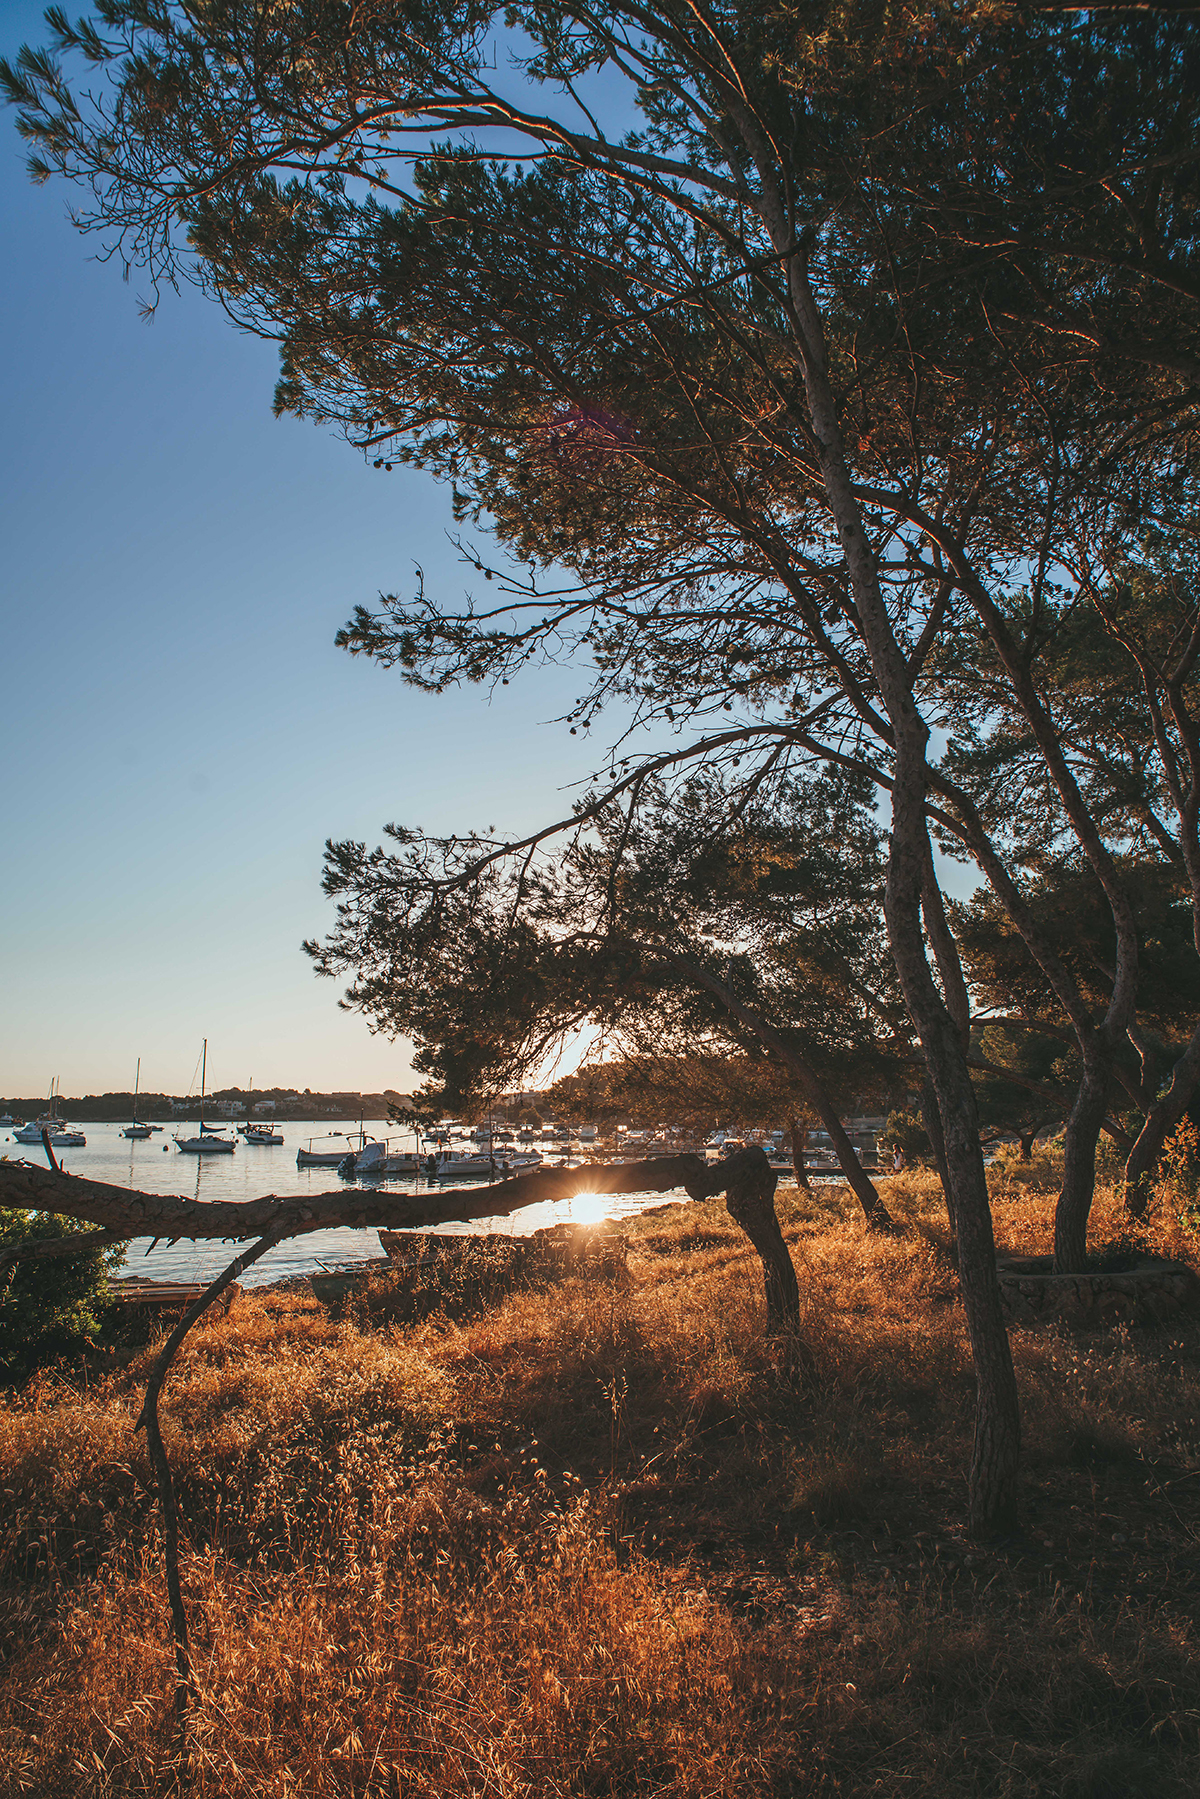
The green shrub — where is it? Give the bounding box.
[881,1109,931,1164]
[0,1208,124,1377]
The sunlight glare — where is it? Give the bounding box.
[566,1190,610,1225]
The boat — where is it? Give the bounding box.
[122,1058,153,1137]
[297,1131,367,1168]
[174,1041,236,1154]
[14,1080,86,1147]
[244,1124,284,1144]
[0,1115,13,1128]
[353,1139,426,1176]
[428,1147,544,1180]
[14,1117,87,1148]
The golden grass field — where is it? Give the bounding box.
[2,1162,1199,1796]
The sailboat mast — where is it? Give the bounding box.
[200,1039,207,1131]
[133,1057,140,1121]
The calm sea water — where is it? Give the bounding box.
[4,1119,696,1287]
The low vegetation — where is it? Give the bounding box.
[2,1167,1199,1796]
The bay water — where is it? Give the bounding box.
[4,1119,694,1287]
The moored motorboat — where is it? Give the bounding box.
[429,1147,543,1180]
[353,1139,424,1176]
[244,1124,284,1144]
[15,1081,85,1147]
[15,1117,87,1147]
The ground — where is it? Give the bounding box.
[1,1163,1198,1796]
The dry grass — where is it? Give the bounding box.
[2,1168,1200,1795]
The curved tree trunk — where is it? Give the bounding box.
[1125,1019,1200,1216]
[1055,1053,1110,1272]
[0,1151,803,1326]
[691,1148,800,1326]
[786,1110,811,1192]
[886,737,1021,1538]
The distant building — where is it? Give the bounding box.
[253,1100,276,1114]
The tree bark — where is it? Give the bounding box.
[690,1148,800,1326]
[1055,1052,1110,1272]
[785,1110,811,1191]
[919,1074,955,1235]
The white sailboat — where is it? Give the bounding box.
[122,1058,152,1138]
[174,1041,236,1154]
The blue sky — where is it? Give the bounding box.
[0,1,600,1098]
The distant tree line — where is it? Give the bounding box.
[0,1090,409,1122]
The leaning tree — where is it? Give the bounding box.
[310,765,911,1228]
[9,0,1200,1527]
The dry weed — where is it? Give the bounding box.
[2,1173,1199,1795]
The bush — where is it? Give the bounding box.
[0,1209,124,1378]
[1157,1119,1200,1227]
[881,1109,931,1164]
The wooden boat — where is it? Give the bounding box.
[107,1275,241,1312]
[296,1132,362,1167]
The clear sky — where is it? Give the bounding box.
[0,1,601,1099]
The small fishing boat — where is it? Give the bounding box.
[429,1147,543,1180]
[353,1139,424,1176]
[174,1042,236,1154]
[297,1132,365,1168]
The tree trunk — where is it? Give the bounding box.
[919,1075,956,1238]
[1018,1132,1036,1163]
[1055,1053,1110,1272]
[786,1111,811,1192]
[667,957,894,1228]
[0,1155,712,1245]
[1125,1018,1200,1216]
[886,737,1021,1538]
[774,245,1018,1532]
[691,1148,800,1327]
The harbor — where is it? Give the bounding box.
[0,1116,879,1289]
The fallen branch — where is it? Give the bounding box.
[0,1154,710,1245]
[133,1231,285,1741]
